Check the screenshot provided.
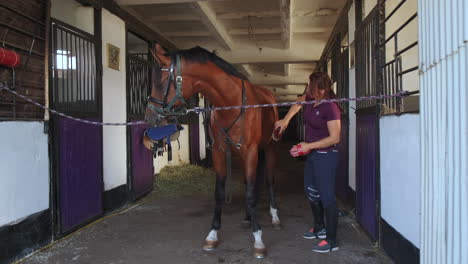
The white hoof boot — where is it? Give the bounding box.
[203,229,219,251]
[270,207,281,229]
[253,230,267,258]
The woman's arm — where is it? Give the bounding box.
[274,95,305,133]
[301,120,341,151]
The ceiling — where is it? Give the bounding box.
[119,0,347,102]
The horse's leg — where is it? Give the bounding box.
[265,145,281,229]
[241,199,252,229]
[243,146,267,258]
[203,146,226,251]
[241,150,264,229]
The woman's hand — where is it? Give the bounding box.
[289,142,312,157]
[297,142,313,152]
[274,95,304,137]
[274,119,289,135]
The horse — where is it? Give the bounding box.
[144,44,281,258]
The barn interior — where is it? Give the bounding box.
[30,0,389,262]
[123,0,347,103]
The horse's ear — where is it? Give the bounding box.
[151,43,170,67]
[155,43,166,55]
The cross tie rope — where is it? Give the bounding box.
[0,83,416,126]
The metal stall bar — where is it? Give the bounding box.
[379,0,418,115]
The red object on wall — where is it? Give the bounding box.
[0,47,21,67]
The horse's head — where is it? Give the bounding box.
[145,44,192,127]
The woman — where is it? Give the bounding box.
[275,72,341,253]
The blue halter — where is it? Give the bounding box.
[146,53,187,161]
[145,123,184,161]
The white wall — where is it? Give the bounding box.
[348,1,356,190]
[102,9,127,191]
[380,114,420,248]
[154,124,191,174]
[0,122,49,226]
[51,0,94,34]
[363,0,378,17]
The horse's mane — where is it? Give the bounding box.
[166,46,248,81]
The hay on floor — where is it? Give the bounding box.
[155,164,242,194]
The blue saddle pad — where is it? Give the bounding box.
[146,124,183,142]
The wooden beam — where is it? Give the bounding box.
[163,31,211,37]
[276,95,303,102]
[146,25,329,37]
[266,88,304,95]
[229,26,333,35]
[228,28,282,35]
[145,14,201,22]
[217,11,280,19]
[96,0,177,51]
[283,64,290,77]
[279,0,291,49]
[295,8,339,17]
[116,0,228,5]
[263,85,287,90]
[293,27,334,34]
[192,1,233,50]
[240,64,253,77]
[317,0,353,69]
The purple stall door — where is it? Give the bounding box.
[356,112,378,240]
[59,117,103,232]
[131,124,154,199]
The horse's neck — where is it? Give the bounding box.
[198,75,244,109]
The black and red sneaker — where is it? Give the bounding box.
[302,227,326,239]
[311,239,339,253]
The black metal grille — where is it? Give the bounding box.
[51,22,98,114]
[355,7,380,110]
[127,54,151,118]
[334,48,350,115]
[381,57,400,113]
[130,53,148,61]
[379,0,418,115]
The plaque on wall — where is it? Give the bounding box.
[107,43,120,71]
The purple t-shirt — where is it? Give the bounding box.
[303,101,341,152]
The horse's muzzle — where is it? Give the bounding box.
[144,108,167,127]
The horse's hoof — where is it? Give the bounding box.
[272,222,282,230]
[203,240,219,251]
[253,247,267,258]
[241,220,251,229]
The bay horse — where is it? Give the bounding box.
[144,44,281,258]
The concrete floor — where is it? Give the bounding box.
[22,141,392,264]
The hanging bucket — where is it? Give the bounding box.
[0,47,21,68]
